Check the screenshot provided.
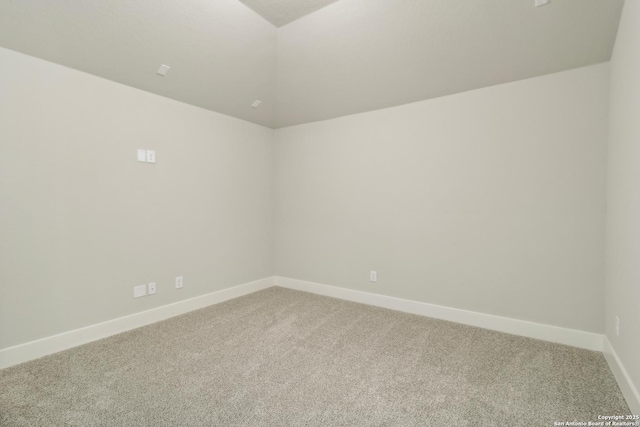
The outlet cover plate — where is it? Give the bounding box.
[146,150,156,163]
[134,284,147,298]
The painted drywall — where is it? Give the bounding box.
[605,0,640,404]
[275,63,609,333]
[0,47,274,350]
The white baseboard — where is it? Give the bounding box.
[0,277,275,370]
[603,337,640,415]
[275,276,604,352]
[4,275,633,412]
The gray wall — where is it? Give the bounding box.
[275,63,610,333]
[0,47,275,350]
[606,0,640,400]
[0,45,615,354]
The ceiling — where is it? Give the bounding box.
[0,0,278,127]
[238,0,342,27]
[0,0,625,129]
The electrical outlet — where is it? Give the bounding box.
[175,276,183,289]
[148,282,156,295]
[615,316,620,337]
[146,150,156,163]
[134,284,146,298]
[370,271,377,282]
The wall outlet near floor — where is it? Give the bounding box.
[175,276,184,289]
[615,316,620,337]
[133,284,147,298]
[370,271,377,282]
[148,282,156,295]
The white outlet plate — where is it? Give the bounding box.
[175,276,183,289]
[148,282,156,295]
[370,271,377,282]
[146,150,156,163]
[134,284,146,298]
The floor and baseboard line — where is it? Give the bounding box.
[275,277,603,352]
[2,285,628,425]
[603,337,640,415]
[276,277,640,413]
[0,277,275,370]
[0,276,605,368]
[2,275,636,414]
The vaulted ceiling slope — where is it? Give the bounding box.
[276,0,624,127]
[238,0,341,27]
[0,0,625,129]
[0,0,278,127]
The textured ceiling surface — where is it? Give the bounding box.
[0,0,625,129]
[238,0,342,27]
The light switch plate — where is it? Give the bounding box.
[134,284,147,298]
[175,276,183,289]
[137,149,147,162]
[148,282,156,295]
[146,150,156,163]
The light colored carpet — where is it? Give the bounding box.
[0,287,630,426]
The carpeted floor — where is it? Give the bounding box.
[0,287,630,426]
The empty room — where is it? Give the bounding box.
[0,0,639,425]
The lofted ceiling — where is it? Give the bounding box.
[0,0,625,129]
[0,0,278,127]
[238,0,342,27]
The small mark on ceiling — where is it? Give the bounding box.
[156,64,171,76]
